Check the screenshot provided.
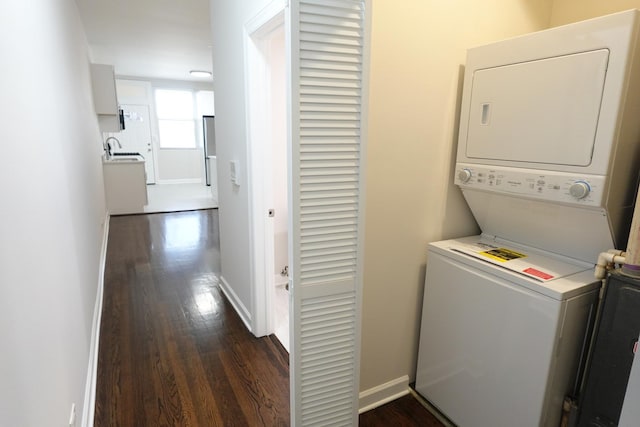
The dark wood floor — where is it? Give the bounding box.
[95,209,443,426]
[360,394,445,427]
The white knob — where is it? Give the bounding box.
[569,181,591,199]
[458,169,472,183]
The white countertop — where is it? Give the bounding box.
[102,154,144,164]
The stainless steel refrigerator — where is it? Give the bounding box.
[203,115,216,186]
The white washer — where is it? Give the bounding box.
[415,236,600,427]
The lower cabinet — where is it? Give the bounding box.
[103,158,148,215]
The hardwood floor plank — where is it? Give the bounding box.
[219,344,288,426]
[157,295,225,426]
[202,352,251,426]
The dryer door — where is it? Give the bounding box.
[463,49,609,167]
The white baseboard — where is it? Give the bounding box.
[81,212,110,427]
[358,375,410,414]
[154,178,203,185]
[218,275,253,333]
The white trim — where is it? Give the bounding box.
[81,212,110,427]
[218,275,253,333]
[154,178,203,185]
[244,1,286,338]
[244,22,269,337]
[245,0,287,35]
[358,375,410,414]
[354,0,372,415]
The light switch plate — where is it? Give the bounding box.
[230,160,240,185]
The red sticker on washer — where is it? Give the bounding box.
[523,267,554,280]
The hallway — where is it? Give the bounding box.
[95,210,290,425]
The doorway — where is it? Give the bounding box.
[108,104,156,184]
[245,6,289,348]
[268,24,289,351]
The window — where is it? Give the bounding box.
[155,89,196,148]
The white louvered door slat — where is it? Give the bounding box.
[289,0,367,425]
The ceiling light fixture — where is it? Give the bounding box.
[189,70,212,78]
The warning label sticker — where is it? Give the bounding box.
[479,248,527,263]
[523,267,555,280]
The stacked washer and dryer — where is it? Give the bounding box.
[415,10,640,427]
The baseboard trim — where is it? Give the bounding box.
[358,375,410,414]
[155,178,203,185]
[218,275,253,333]
[81,212,110,427]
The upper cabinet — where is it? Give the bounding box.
[90,64,124,133]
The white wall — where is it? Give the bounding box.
[550,0,640,25]
[210,0,274,322]
[360,0,554,395]
[156,150,204,182]
[0,1,107,426]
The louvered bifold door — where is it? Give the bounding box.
[289,0,368,426]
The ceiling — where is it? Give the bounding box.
[75,0,213,83]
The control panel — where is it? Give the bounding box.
[454,163,606,207]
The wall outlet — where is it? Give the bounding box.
[68,403,76,427]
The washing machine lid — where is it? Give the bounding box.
[456,187,616,264]
[428,235,600,300]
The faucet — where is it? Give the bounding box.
[104,136,122,159]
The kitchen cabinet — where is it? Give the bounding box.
[102,157,147,215]
[90,64,123,133]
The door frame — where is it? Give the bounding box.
[244,0,288,337]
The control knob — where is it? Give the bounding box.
[569,181,591,199]
[458,168,472,183]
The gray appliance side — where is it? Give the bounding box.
[604,15,640,250]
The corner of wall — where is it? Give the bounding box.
[81,212,110,427]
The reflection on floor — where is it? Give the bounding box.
[274,284,290,352]
[144,183,218,214]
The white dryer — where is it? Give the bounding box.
[416,10,640,427]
